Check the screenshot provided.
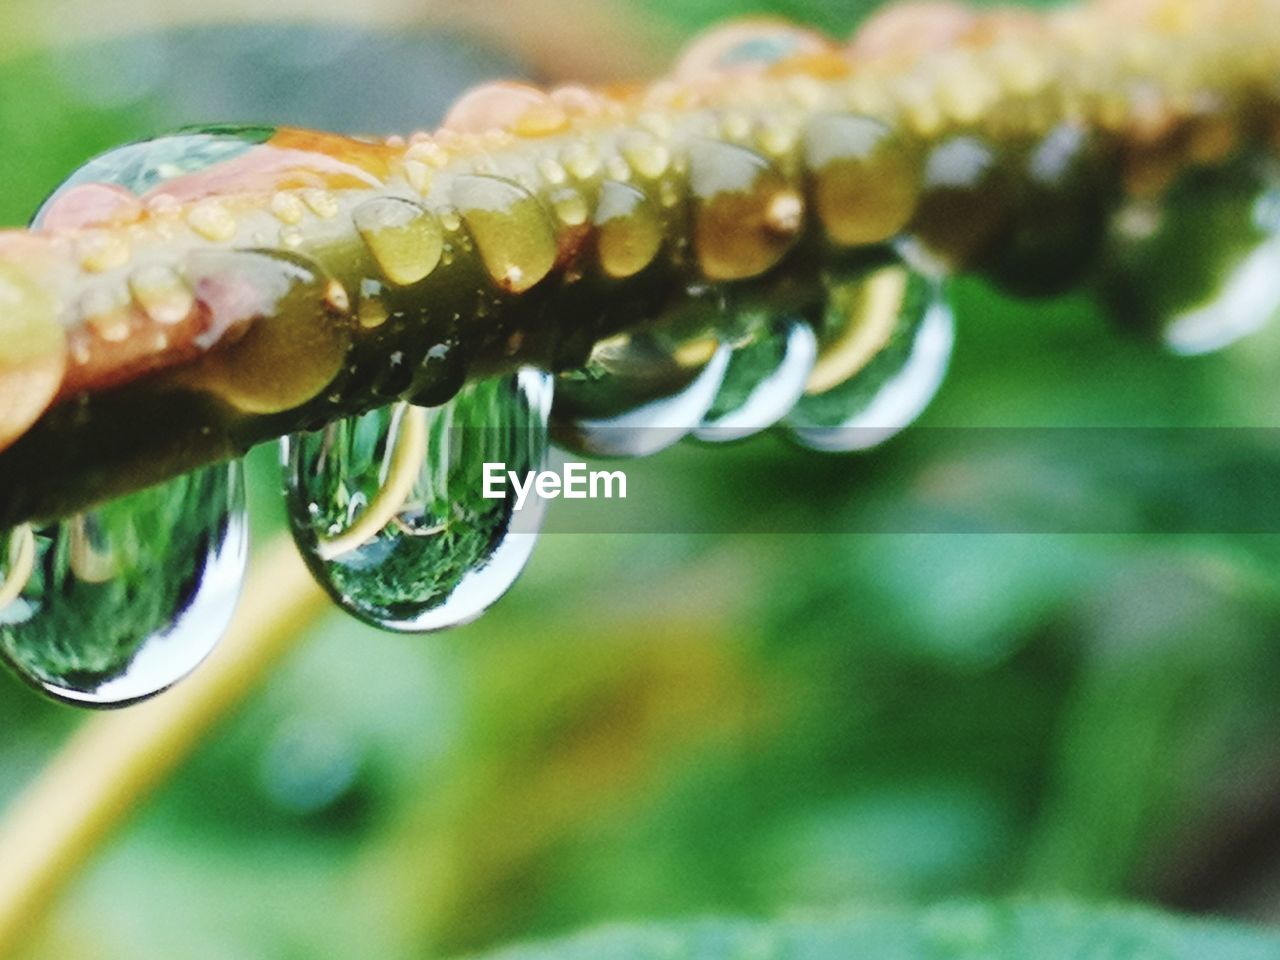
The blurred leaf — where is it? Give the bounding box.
[458,903,1280,960]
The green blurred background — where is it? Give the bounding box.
[5,0,1280,957]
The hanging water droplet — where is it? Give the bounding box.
[787,263,954,452]
[695,315,817,442]
[1096,154,1280,355]
[284,370,552,632]
[553,319,732,458]
[981,122,1117,298]
[35,124,276,223]
[901,134,1010,274]
[0,462,247,707]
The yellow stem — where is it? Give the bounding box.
[805,266,908,397]
[0,536,328,955]
[0,526,34,610]
[316,404,428,562]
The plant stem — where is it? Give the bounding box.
[0,536,328,955]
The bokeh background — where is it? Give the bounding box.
[4,0,1280,957]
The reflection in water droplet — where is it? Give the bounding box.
[1097,155,1280,355]
[695,316,817,442]
[0,463,247,707]
[34,125,276,222]
[284,370,553,632]
[553,330,732,458]
[1164,232,1280,355]
[787,266,954,452]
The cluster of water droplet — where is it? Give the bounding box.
[0,131,261,705]
[5,14,1280,707]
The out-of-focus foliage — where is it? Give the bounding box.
[464,905,1280,960]
[5,2,1280,959]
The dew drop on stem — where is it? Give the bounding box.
[283,370,553,632]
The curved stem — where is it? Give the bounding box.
[0,526,34,610]
[0,536,328,955]
[315,403,429,561]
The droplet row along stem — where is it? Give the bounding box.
[1,0,1279,526]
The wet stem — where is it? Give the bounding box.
[0,5,676,947]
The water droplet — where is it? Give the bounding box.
[357,279,390,330]
[718,111,754,143]
[443,82,566,137]
[177,250,351,414]
[981,122,1116,298]
[452,175,558,293]
[82,286,133,343]
[787,264,954,451]
[804,113,920,247]
[1096,154,1280,354]
[676,18,832,78]
[406,139,450,170]
[595,180,664,279]
[302,189,340,219]
[33,125,276,221]
[553,326,732,458]
[323,280,350,314]
[75,230,132,273]
[551,85,607,118]
[621,130,671,180]
[0,262,65,453]
[284,371,553,631]
[270,191,306,225]
[695,315,817,442]
[353,197,444,287]
[605,155,633,183]
[563,141,602,180]
[902,134,1010,273]
[550,188,590,227]
[186,200,238,242]
[129,264,196,325]
[403,159,433,196]
[37,183,143,232]
[0,462,247,707]
[689,138,802,280]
